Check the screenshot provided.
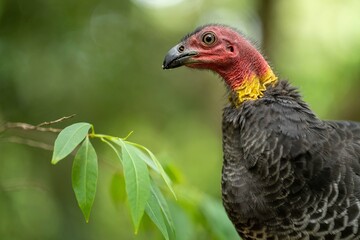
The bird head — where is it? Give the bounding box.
[163,24,278,106]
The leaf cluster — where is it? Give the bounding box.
[51,123,175,239]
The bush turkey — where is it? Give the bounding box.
[163,24,360,240]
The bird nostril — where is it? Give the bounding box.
[178,45,185,52]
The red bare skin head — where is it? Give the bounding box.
[163,24,273,90]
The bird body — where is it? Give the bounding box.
[163,24,360,239]
[222,80,360,239]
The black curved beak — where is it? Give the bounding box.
[162,44,197,69]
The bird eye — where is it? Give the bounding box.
[201,32,216,45]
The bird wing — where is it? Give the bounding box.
[325,120,360,176]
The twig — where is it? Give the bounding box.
[0,115,77,150]
[1,122,62,133]
[37,114,76,127]
[1,136,54,151]
[0,114,76,134]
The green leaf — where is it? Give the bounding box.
[52,122,92,164]
[148,182,175,236]
[126,141,176,198]
[112,138,151,233]
[145,186,169,240]
[72,136,98,223]
[100,137,122,163]
[125,143,159,172]
[163,163,183,184]
[200,197,239,240]
[110,172,126,206]
[168,202,195,240]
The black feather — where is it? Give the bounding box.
[222,80,360,239]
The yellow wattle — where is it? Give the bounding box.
[231,70,278,107]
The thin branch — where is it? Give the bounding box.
[0,115,78,151]
[1,136,54,151]
[1,122,62,133]
[0,114,76,134]
[37,114,76,127]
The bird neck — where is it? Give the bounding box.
[217,48,278,107]
[229,69,278,107]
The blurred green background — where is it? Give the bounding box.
[1,0,360,239]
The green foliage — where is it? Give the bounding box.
[109,171,126,206]
[145,184,174,240]
[113,138,151,232]
[172,187,239,240]
[51,123,92,164]
[201,197,239,239]
[49,122,239,239]
[72,136,98,223]
[51,122,175,239]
